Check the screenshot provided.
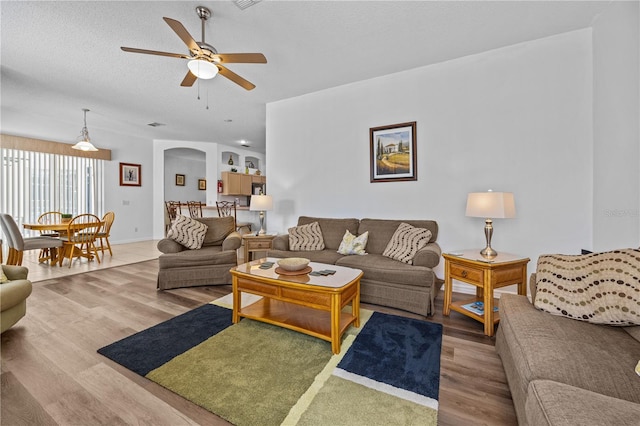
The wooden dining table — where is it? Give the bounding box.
[23,221,104,266]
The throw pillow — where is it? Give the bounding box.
[0,269,7,283]
[288,221,325,251]
[167,214,208,250]
[382,223,432,265]
[533,248,640,326]
[337,230,369,255]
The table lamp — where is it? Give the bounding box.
[249,194,273,235]
[465,190,516,258]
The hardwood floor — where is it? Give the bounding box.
[1,247,517,425]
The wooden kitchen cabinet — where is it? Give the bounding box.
[222,172,263,195]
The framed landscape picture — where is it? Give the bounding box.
[198,179,206,190]
[119,163,141,186]
[175,174,185,186]
[369,121,417,182]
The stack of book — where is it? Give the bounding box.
[461,301,498,316]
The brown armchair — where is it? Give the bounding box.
[156,216,242,290]
[1,265,32,333]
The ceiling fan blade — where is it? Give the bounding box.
[214,53,267,64]
[217,65,256,91]
[163,17,202,54]
[180,71,198,87]
[121,46,190,59]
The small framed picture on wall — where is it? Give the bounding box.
[176,174,185,186]
[119,163,141,186]
[198,179,206,190]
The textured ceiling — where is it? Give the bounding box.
[1,1,609,153]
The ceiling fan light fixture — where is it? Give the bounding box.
[72,109,98,152]
[188,59,218,79]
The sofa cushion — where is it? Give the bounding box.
[336,254,433,287]
[297,216,360,250]
[0,269,7,283]
[158,246,236,269]
[358,219,437,255]
[382,223,431,265]
[288,221,325,251]
[498,294,640,404]
[167,215,208,250]
[526,380,640,426]
[268,248,344,265]
[337,230,368,255]
[534,248,640,325]
[195,216,235,247]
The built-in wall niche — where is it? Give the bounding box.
[222,151,239,171]
[245,156,260,171]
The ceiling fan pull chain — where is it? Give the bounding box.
[197,78,201,100]
[206,87,210,110]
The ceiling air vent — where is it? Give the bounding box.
[147,122,165,127]
[233,0,262,10]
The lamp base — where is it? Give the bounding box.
[480,218,497,259]
[480,246,497,258]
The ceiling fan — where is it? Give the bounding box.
[121,6,266,90]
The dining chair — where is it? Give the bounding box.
[165,201,182,235]
[187,201,203,218]
[0,213,63,266]
[216,201,252,233]
[59,214,102,268]
[96,211,115,258]
[37,211,62,262]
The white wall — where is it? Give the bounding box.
[105,135,155,244]
[267,29,595,280]
[164,149,207,203]
[592,0,640,250]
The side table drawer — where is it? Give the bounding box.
[249,241,272,250]
[449,263,483,283]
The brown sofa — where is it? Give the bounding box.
[267,216,442,316]
[496,274,640,425]
[156,216,242,290]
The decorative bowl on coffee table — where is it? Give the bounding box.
[277,257,310,271]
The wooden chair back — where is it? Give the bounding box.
[187,201,203,218]
[100,211,115,236]
[165,201,181,221]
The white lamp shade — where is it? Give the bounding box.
[466,192,516,219]
[250,194,273,211]
[71,140,98,152]
[187,59,219,79]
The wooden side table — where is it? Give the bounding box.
[242,234,276,263]
[442,250,529,336]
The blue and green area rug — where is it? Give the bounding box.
[98,298,442,425]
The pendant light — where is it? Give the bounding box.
[72,108,98,151]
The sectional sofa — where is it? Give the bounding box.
[267,216,442,316]
[496,254,640,425]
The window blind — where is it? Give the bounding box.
[1,148,104,233]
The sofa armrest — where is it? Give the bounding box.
[1,265,29,281]
[272,234,290,251]
[222,232,242,252]
[412,242,441,268]
[157,238,185,254]
[529,273,537,300]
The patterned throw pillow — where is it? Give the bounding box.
[337,230,368,255]
[382,223,432,265]
[288,221,325,251]
[534,248,640,325]
[167,215,208,250]
[0,268,7,283]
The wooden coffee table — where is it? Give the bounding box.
[230,257,363,354]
